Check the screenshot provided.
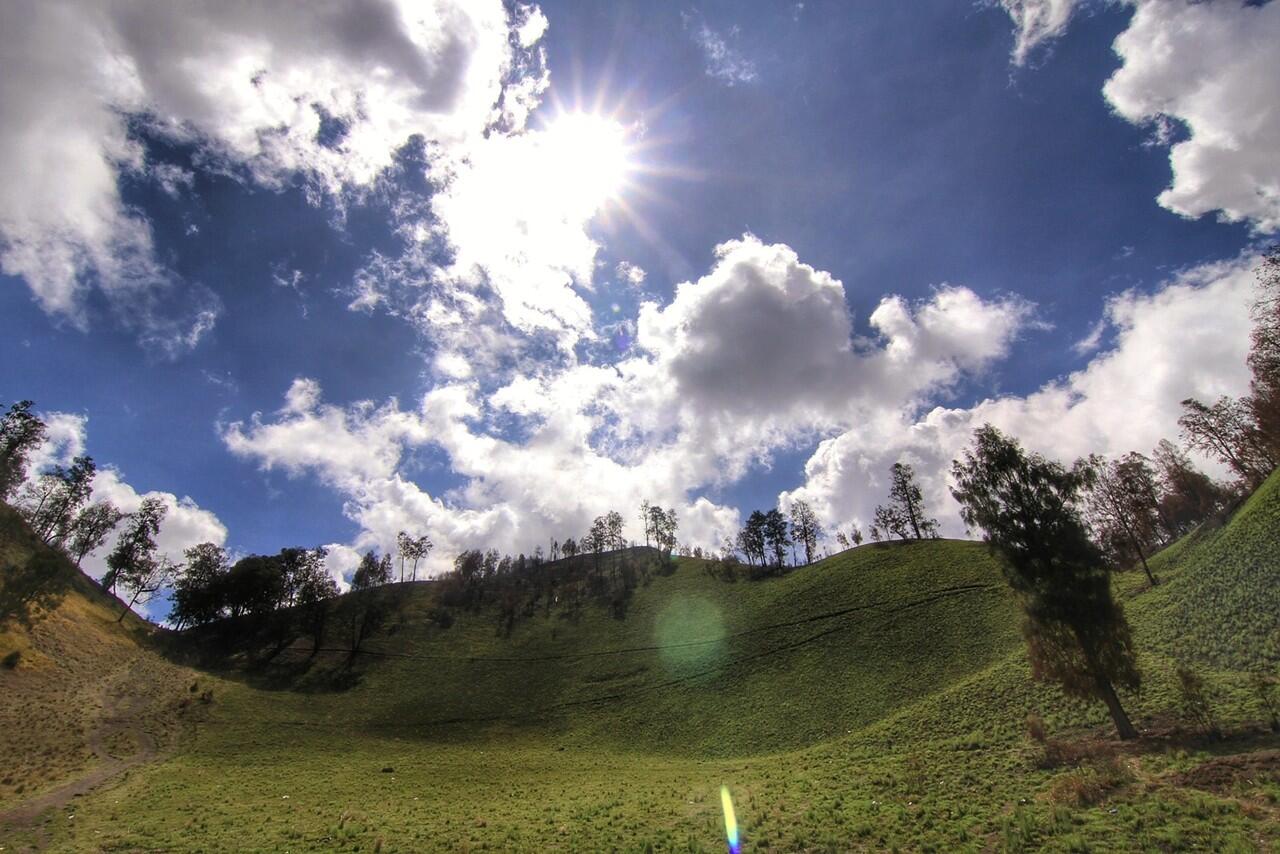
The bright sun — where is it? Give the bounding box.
[541,112,633,208]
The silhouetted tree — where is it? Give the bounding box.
[104,496,165,598]
[951,425,1141,740]
[0,401,46,500]
[788,499,822,565]
[19,455,96,548]
[66,500,124,567]
[562,536,578,559]
[874,462,939,541]
[170,542,229,628]
[605,510,625,550]
[763,509,790,570]
[739,511,767,567]
[1083,452,1162,586]
[396,532,432,582]
[292,547,337,654]
[352,549,393,589]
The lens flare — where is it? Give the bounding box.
[720,785,740,854]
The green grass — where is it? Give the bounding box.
[3,471,1279,851]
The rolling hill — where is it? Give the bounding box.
[1,470,1278,851]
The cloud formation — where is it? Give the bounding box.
[0,0,547,349]
[997,0,1280,233]
[223,236,1036,569]
[783,253,1257,540]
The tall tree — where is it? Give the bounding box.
[604,510,625,550]
[1083,453,1162,586]
[19,455,96,547]
[106,498,173,622]
[103,496,165,596]
[639,500,652,548]
[1179,396,1276,489]
[951,425,1141,740]
[874,462,939,540]
[788,499,822,565]
[0,400,46,500]
[66,500,124,567]
[1151,439,1227,539]
[170,542,229,628]
[763,509,790,570]
[352,550,392,589]
[739,511,767,567]
[396,532,432,582]
[293,546,338,654]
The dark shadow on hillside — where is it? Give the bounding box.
[0,550,73,630]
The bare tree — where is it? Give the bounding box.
[1179,396,1276,489]
[1083,453,1162,586]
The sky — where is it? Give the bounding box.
[1,0,1277,593]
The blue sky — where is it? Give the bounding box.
[1,0,1275,584]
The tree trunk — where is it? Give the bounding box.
[1134,544,1157,587]
[1097,675,1138,740]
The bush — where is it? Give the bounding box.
[2,649,19,669]
[1025,712,1047,744]
[1177,664,1221,739]
[1047,757,1133,807]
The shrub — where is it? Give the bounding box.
[1176,665,1220,739]
[1047,756,1133,807]
[2,649,19,669]
[1025,712,1047,744]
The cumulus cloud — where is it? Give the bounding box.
[783,253,1257,539]
[0,0,548,347]
[223,236,1035,568]
[1103,0,1280,232]
[996,0,1280,233]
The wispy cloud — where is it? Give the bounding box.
[684,13,758,85]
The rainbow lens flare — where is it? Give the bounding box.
[720,785,740,854]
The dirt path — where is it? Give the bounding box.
[0,654,163,840]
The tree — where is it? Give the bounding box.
[1083,453,1162,587]
[104,496,165,600]
[397,532,433,582]
[66,500,124,567]
[649,505,678,554]
[292,547,338,654]
[834,530,850,550]
[604,510,625,550]
[1179,396,1276,489]
[763,509,790,570]
[851,525,863,546]
[562,536,578,559]
[640,500,652,548]
[0,400,46,500]
[874,462,939,541]
[1151,439,1227,539]
[587,515,608,573]
[950,425,1141,740]
[170,542,229,628]
[19,455,96,548]
[739,511,767,567]
[352,550,392,589]
[788,499,822,565]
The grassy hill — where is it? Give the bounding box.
[2,471,1278,851]
[0,504,202,825]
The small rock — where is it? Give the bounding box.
[381,766,395,773]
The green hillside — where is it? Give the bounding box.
[2,471,1278,851]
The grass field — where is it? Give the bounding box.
[1,472,1278,851]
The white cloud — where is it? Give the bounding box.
[223,236,1036,568]
[783,253,1256,539]
[616,261,647,287]
[996,0,1280,233]
[0,0,548,347]
[684,16,759,85]
[996,0,1080,65]
[1103,0,1280,232]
